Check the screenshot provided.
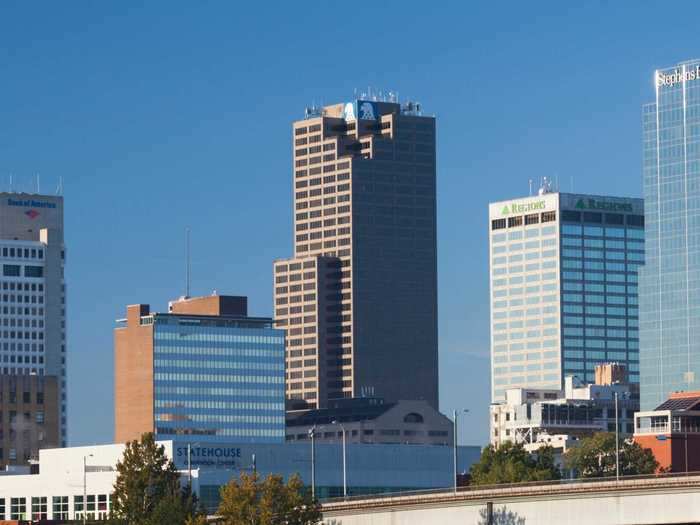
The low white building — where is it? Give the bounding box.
[0,438,480,521]
[490,374,638,453]
[0,441,197,521]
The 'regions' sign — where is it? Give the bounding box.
[499,200,546,216]
[574,198,633,213]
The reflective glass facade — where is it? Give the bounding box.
[490,193,644,401]
[152,316,285,443]
[641,59,700,410]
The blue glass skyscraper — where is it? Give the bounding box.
[640,59,700,410]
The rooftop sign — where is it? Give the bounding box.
[574,198,633,213]
[657,65,700,88]
[499,200,546,216]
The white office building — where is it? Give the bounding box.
[488,187,644,402]
[0,192,67,453]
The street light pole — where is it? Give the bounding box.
[615,391,620,482]
[309,426,316,500]
[83,454,93,525]
[453,409,457,493]
[453,409,469,493]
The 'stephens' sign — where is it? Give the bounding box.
[657,66,700,88]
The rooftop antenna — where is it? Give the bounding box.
[56,176,63,195]
[529,179,533,196]
[9,174,12,193]
[36,174,40,194]
[570,175,574,193]
[185,227,191,298]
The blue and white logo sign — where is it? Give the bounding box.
[342,102,356,120]
[357,100,377,120]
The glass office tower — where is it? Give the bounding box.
[115,296,286,444]
[641,59,700,410]
[489,191,644,402]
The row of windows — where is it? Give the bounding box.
[492,225,557,243]
[155,413,283,425]
[561,210,644,226]
[155,346,282,359]
[491,211,557,231]
[562,271,639,283]
[0,247,44,259]
[154,330,283,344]
[493,361,560,374]
[156,426,284,437]
[0,282,44,292]
[563,326,638,338]
[563,338,639,349]
[492,249,559,266]
[563,315,638,327]
[155,399,283,410]
[492,295,558,309]
[154,373,283,384]
[562,304,638,316]
[491,238,557,255]
[154,359,283,371]
[562,225,644,239]
[492,305,559,320]
[2,265,43,278]
[155,385,283,398]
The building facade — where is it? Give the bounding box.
[640,59,700,410]
[634,390,700,473]
[489,190,644,401]
[114,294,285,444]
[285,398,453,446]
[0,192,65,457]
[274,98,438,409]
[490,369,638,448]
[0,439,481,520]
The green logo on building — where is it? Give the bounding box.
[500,200,546,216]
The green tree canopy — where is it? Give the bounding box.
[469,442,561,486]
[217,472,321,525]
[111,432,202,525]
[563,432,658,478]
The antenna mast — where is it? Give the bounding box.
[185,228,191,298]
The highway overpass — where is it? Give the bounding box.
[321,473,700,524]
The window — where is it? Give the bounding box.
[524,213,539,225]
[31,496,47,521]
[403,412,424,423]
[508,216,523,227]
[10,497,25,520]
[52,496,69,520]
[562,210,581,222]
[3,265,19,277]
[491,218,506,230]
[541,211,556,222]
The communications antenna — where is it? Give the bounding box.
[185,228,191,299]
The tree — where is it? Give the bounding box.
[111,432,202,525]
[469,442,561,486]
[563,432,658,478]
[217,472,321,525]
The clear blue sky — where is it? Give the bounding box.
[1,1,698,446]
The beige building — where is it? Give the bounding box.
[0,374,58,466]
[274,98,438,410]
[285,398,452,446]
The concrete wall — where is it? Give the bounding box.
[322,485,700,525]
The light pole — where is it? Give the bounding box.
[83,453,93,525]
[332,420,347,498]
[453,409,469,493]
[614,391,630,481]
[187,442,201,487]
[309,426,317,500]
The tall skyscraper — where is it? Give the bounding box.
[640,59,700,410]
[114,294,285,444]
[0,192,66,459]
[274,98,438,409]
[488,189,644,402]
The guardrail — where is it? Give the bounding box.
[321,471,700,512]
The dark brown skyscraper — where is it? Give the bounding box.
[274,98,438,409]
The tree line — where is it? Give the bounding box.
[468,432,659,485]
